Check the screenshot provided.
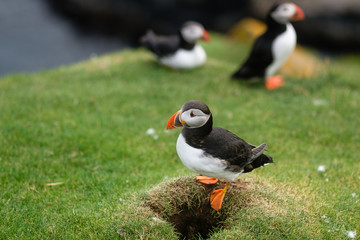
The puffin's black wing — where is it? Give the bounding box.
[203,127,273,171]
[202,127,253,165]
[140,30,181,57]
[231,33,274,80]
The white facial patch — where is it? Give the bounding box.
[271,3,296,24]
[181,109,211,128]
[181,25,204,43]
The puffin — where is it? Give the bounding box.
[231,2,305,90]
[140,21,210,69]
[166,100,273,211]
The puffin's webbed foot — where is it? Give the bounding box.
[196,176,219,184]
[265,75,284,90]
[210,182,230,211]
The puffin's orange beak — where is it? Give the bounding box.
[202,30,210,42]
[292,5,305,21]
[166,110,184,130]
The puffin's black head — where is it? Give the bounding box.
[268,2,305,24]
[180,21,210,44]
[166,100,212,129]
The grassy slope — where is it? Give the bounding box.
[0,34,359,239]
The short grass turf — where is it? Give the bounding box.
[0,34,359,239]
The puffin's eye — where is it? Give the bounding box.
[190,111,195,117]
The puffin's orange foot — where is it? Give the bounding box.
[210,182,230,211]
[196,176,219,184]
[265,75,284,90]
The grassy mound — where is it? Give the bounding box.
[144,177,255,239]
[116,175,333,239]
[1,34,359,239]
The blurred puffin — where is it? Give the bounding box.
[231,2,305,90]
[140,21,210,69]
[166,100,273,211]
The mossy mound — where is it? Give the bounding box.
[117,177,272,239]
[115,175,333,239]
[144,177,257,239]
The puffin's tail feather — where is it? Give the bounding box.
[250,143,267,160]
[140,30,154,44]
[231,66,253,80]
[243,152,273,173]
[140,30,158,54]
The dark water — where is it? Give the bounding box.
[0,0,129,76]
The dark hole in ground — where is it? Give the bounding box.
[145,178,254,239]
[167,201,224,239]
[145,180,239,240]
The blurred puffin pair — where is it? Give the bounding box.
[143,2,305,211]
[141,2,305,90]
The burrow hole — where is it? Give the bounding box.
[145,178,252,239]
[146,182,231,239]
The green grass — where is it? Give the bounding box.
[1,34,359,239]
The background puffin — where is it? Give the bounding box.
[231,2,305,90]
[140,21,210,69]
[166,100,273,211]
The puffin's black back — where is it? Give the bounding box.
[231,4,287,80]
[140,31,181,57]
[140,30,195,57]
[203,127,273,170]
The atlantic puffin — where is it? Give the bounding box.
[140,21,210,69]
[166,100,273,210]
[231,2,305,90]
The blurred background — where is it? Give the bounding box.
[1,0,360,76]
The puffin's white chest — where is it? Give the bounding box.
[265,23,296,77]
[176,134,242,181]
[159,45,206,69]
